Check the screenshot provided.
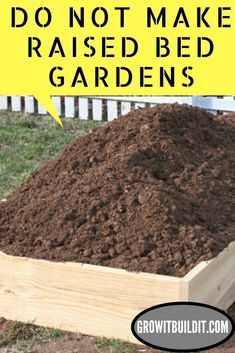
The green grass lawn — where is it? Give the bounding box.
[0,322,61,353]
[0,111,100,199]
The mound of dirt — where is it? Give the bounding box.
[0,104,234,277]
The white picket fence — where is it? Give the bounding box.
[0,96,235,121]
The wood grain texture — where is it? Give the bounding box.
[0,242,234,342]
[184,241,235,310]
[0,252,182,343]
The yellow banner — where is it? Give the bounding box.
[0,1,234,122]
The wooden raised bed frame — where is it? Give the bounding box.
[0,242,234,344]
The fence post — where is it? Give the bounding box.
[0,96,8,110]
[191,96,198,107]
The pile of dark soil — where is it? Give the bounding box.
[0,104,234,277]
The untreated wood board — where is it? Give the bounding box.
[0,241,234,343]
[184,241,235,310]
[0,252,184,343]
